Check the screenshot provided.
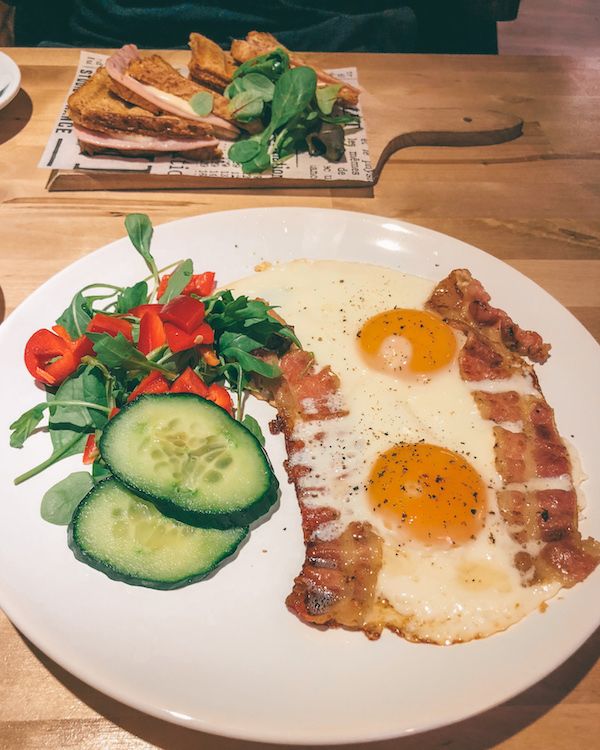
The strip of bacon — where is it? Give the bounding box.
[253,348,386,636]
[427,269,600,588]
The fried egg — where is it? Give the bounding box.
[228,260,562,644]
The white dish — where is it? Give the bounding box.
[0,51,21,110]
[0,208,598,745]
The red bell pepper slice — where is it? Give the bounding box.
[51,325,95,360]
[184,272,215,297]
[157,271,215,300]
[128,303,163,318]
[24,328,80,386]
[127,370,170,402]
[170,367,209,397]
[159,295,205,333]
[206,383,234,415]
[87,313,133,341]
[137,311,166,355]
[163,320,215,353]
[82,434,99,465]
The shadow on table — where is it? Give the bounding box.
[22,624,600,750]
[0,88,33,145]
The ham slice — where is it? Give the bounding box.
[74,125,220,156]
[105,45,239,139]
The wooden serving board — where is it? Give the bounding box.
[46,100,523,192]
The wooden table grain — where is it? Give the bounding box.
[0,48,598,750]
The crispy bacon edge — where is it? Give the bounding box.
[253,347,387,639]
[426,269,600,587]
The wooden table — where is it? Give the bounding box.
[0,48,599,750]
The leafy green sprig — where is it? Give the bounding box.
[225,48,359,174]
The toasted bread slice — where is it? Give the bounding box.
[231,31,360,106]
[189,32,237,91]
[110,53,237,125]
[68,67,215,140]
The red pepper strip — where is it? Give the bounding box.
[199,346,220,367]
[157,272,216,300]
[82,434,99,465]
[159,295,205,334]
[185,272,215,297]
[129,303,163,318]
[206,383,234,415]
[109,407,120,419]
[163,321,215,353]
[24,329,80,386]
[87,313,133,341]
[51,325,95,359]
[137,311,166,355]
[127,370,170,402]
[170,367,209,397]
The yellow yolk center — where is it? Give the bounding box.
[358,308,456,375]
[368,443,487,546]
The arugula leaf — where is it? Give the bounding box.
[89,332,172,378]
[40,471,93,525]
[241,414,265,446]
[316,84,342,115]
[157,259,193,303]
[116,280,148,313]
[241,147,272,174]
[124,214,159,288]
[56,291,93,339]
[189,91,213,116]
[219,332,281,378]
[14,433,83,486]
[228,90,265,123]
[9,404,46,448]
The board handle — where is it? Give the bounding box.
[372,107,523,181]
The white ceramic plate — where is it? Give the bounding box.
[0,51,21,110]
[0,208,598,745]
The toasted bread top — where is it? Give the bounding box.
[189,32,237,90]
[68,68,213,139]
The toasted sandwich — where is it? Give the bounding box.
[105,44,240,140]
[229,31,360,106]
[189,33,237,92]
[68,67,222,161]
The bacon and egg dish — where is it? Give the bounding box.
[228,260,599,644]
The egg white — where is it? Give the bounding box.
[227,260,562,644]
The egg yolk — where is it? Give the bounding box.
[358,308,456,375]
[368,443,487,546]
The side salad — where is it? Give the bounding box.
[9,214,297,588]
[225,48,359,173]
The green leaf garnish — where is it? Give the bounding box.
[158,259,193,303]
[40,471,93,525]
[242,414,265,446]
[189,91,214,116]
[124,213,159,291]
[316,84,341,115]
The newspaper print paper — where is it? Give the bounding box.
[40,51,373,184]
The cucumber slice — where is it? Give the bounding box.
[68,478,248,589]
[99,393,279,528]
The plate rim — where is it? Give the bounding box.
[0,50,21,110]
[1,207,598,745]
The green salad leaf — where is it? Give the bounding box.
[40,471,93,525]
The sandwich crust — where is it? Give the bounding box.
[189,32,237,91]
